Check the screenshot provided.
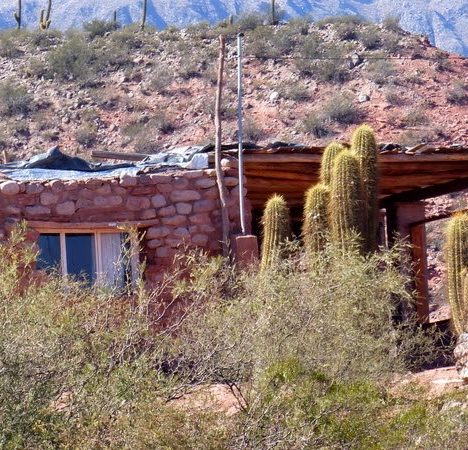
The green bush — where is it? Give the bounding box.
[447,81,467,105]
[367,59,397,85]
[84,19,116,40]
[358,25,382,50]
[0,80,33,116]
[47,35,99,81]
[75,123,98,147]
[323,94,361,124]
[149,64,174,94]
[0,226,466,448]
[0,30,22,58]
[302,113,330,138]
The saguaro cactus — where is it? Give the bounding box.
[271,0,277,25]
[261,194,290,270]
[329,151,363,251]
[39,0,52,30]
[303,183,330,254]
[14,0,22,30]
[351,124,379,253]
[446,213,468,335]
[113,10,118,30]
[320,142,345,186]
[140,0,148,31]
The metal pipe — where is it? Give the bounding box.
[237,33,247,235]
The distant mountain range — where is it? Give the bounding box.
[0,0,467,55]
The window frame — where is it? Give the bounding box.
[35,228,140,288]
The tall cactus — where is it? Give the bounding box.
[329,151,363,252]
[303,183,330,254]
[446,213,468,335]
[14,0,22,30]
[261,194,290,270]
[271,0,277,25]
[113,10,118,30]
[39,0,52,30]
[140,0,148,31]
[351,124,379,253]
[320,142,345,186]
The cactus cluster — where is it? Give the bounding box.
[446,213,468,335]
[302,125,379,255]
[260,194,290,270]
[39,0,52,30]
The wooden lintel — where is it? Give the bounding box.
[27,219,159,231]
[381,177,468,206]
[91,150,149,161]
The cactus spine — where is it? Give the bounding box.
[39,0,52,30]
[14,0,22,30]
[320,142,345,186]
[446,213,468,335]
[261,194,290,270]
[140,0,148,31]
[303,184,330,254]
[329,151,363,251]
[351,124,379,253]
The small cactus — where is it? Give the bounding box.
[351,124,379,253]
[140,0,148,31]
[14,0,22,30]
[329,151,363,251]
[446,213,468,335]
[39,0,52,30]
[261,194,290,270]
[320,142,345,186]
[303,183,330,254]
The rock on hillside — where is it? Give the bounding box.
[0,0,466,56]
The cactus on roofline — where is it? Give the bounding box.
[14,0,22,30]
[140,0,148,31]
[260,194,290,270]
[446,213,468,335]
[351,124,379,253]
[320,142,345,186]
[303,183,330,255]
[39,0,53,30]
[113,10,118,30]
[329,150,363,252]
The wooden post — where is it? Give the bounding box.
[215,35,230,257]
[411,223,430,322]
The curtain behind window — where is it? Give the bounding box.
[100,233,125,289]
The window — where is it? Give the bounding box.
[37,231,138,289]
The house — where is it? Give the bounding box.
[0,146,250,286]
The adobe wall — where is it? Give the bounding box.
[0,167,251,283]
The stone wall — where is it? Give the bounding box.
[0,167,251,283]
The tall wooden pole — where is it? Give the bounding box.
[215,35,230,257]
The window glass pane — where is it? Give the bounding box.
[37,234,61,272]
[65,234,96,283]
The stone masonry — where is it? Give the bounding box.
[0,167,251,283]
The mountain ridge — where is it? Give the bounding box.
[0,0,467,56]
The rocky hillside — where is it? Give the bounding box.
[0,17,466,162]
[0,0,467,56]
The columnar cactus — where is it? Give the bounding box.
[329,151,363,251]
[14,0,22,30]
[261,194,290,270]
[271,0,277,25]
[351,124,379,253]
[140,0,148,31]
[39,0,52,30]
[113,10,118,30]
[446,213,468,335]
[320,142,345,186]
[303,183,330,254]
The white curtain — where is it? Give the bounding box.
[100,233,125,289]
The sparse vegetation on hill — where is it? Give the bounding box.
[0,15,465,161]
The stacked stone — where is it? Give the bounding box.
[0,168,250,283]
